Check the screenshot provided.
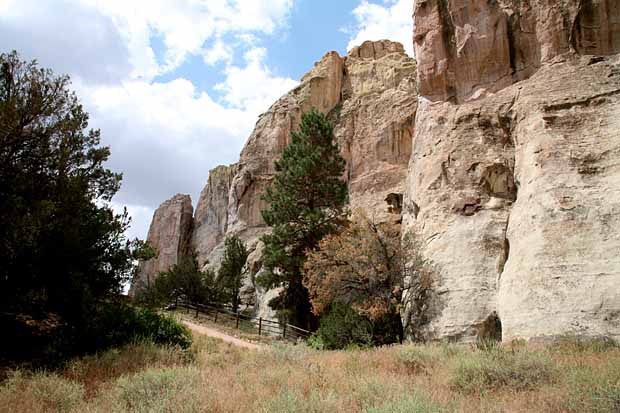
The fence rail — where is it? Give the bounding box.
[175,301,310,342]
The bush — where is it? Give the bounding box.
[67,303,192,354]
[398,346,439,374]
[451,348,556,393]
[315,303,373,350]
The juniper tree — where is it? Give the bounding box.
[218,235,249,312]
[258,108,348,329]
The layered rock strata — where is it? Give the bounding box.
[402,0,620,342]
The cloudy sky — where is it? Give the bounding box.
[0,0,413,240]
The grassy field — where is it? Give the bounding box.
[1,334,619,412]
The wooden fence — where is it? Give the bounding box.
[175,302,311,342]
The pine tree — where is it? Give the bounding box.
[259,108,348,329]
[218,235,249,312]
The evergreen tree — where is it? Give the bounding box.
[258,108,348,328]
[218,235,249,312]
[141,255,220,308]
[0,51,130,325]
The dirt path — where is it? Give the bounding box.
[182,320,261,350]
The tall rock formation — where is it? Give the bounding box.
[402,0,620,342]
[133,41,417,318]
[192,164,238,267]
[200,40,418,317]
[129,194,193,297]
[133,0,620,343]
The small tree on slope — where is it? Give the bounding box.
[258,108,348,329]
[218,235,249,313]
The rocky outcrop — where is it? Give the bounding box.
[196,40,417,315]
[129,194,193,296]
[133,41,417,317]
[135,0,620,343]
[403,0,620,342]
[192,164,238,267]
[414,0,620,102]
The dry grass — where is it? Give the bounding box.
[1,334,619,412]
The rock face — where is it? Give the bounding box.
[192,164,238,267]
[134,0,620,343]
[402,0,620,342]
[133,41,417,319]
[129,194,193,296]
[414,0,620,102]
[208,40,417,317]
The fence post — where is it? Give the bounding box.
[214,310,218,323]
[283,324,287,339]
[258,318,262,336]
[236,312,240,329]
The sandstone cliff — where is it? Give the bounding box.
[133,41,417,318]
[129,194,193,296]
[402,0,620,342]
[133,0,620,343]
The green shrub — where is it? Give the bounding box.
[451,348,556,393]
[315,303,373,350]
[398,346,439,374]
[78,303,192,352]
[307,334,326,350]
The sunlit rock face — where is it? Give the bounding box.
[402,0,620,342]
[134,0,620,342]
[129,194,193,297]
[134,41,417,318]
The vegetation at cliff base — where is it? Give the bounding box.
[259,108,348,328]
[218,235,249,313]
[136,254,221,310]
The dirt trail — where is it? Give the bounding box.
[182,320,261,350]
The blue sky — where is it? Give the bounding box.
[0,0,413,239]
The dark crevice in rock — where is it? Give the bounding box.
[385,193,404,215]
[477,311,503,342]
[480,164,517,201]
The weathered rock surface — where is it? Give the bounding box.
[129,194,193,296]
[135,0,620,343]
[133,41,417,318]
[192,164,238,267]
[403,0,620,342]
[199,40,417,315]
[414,0,620,102]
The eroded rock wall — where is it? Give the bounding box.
[129,194,193,296]
[403,0,620,342]
[192,164,238,267]
[194,41,417,317]
[414,0,620,102]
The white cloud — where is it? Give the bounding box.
[203,39,233,66]
[77,0,295,79]
[215,47,298,114]
[0,0,298,240]
[347,0,413,56]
